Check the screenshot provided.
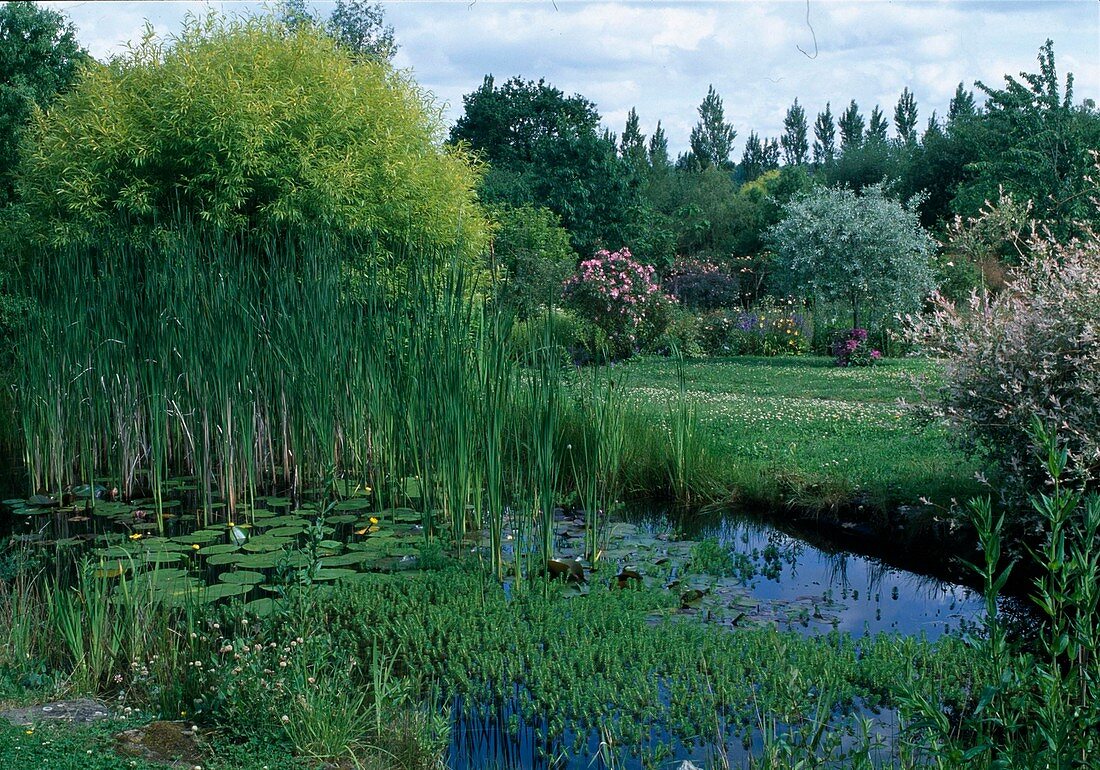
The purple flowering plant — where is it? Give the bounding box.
[832,328,881,367]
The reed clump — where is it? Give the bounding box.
[15,221,726,575]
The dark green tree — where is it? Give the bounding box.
[489,204,575,318]
[896,109,979,228]
[451,75,632,255]
[947,82,977,128]
[620,107,647,167]
[0,1,87,205]
[648,121,670,167]
[740,131,779,183]
[688,85,736,170]
[866,105,889,144]
[956,39,1100,238]
[838,100,864,150]
[894,88,919,144]
[813,103,836,165]
[781,98,809,166]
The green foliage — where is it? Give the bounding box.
[651,305,703,359]
[866,105,889,145]
[781,98,809,166]
[739,130,780,183]
[511,306,610,366]
[0,1,86,206]
[687,84,737,171]
[813,102,837,166]
[450,75,629,256]
[955,39,1100,239]
[894,88,919,145]
[15,13,486,258]
[489,203,576,319]
[769,185,936,329]
[901,428,1100,766]
[838,100,865,150]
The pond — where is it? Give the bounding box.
[2,487,1005,768]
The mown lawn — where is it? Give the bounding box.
[617,355,984,512]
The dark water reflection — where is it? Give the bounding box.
[633,507,993,638]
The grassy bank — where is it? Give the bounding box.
[615,355,983,513]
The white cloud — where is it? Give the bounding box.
[42,0,1100,156]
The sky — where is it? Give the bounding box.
[42,1,1100,158]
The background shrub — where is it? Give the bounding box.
[511,307,610,366]
[662,257,739,311]
[489,203,575,319]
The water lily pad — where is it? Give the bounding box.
[319,552,373,567]
[205,552,248,566]
[219,570,265,586]
[259,515,308,528]
[242,539,288,553]
[312,568,357,582]
[141,551,184,566]
[245,597,276,617]
[198,543,240,556]
[264,525,306,537]
[333,500,372,512]
[95,562,130,579]
[173,530,224,545]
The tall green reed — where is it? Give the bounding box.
[900,421,1100,767]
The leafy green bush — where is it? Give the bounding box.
[649,305,702,358]
[489,203,576,319]
[511,307,610,366]
[14,12,487,260]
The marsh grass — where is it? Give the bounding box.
[17,222,741,584]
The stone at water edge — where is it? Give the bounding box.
[0,698,109,726]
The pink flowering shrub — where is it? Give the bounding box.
[832,328,881,367]
[905,226,1100,493]
[562,248,676,358]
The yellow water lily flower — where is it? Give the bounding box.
[369,516,379,525]
[128,533,142,540]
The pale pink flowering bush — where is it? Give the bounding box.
[562,248,676,358]
[905,226,1100,495]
